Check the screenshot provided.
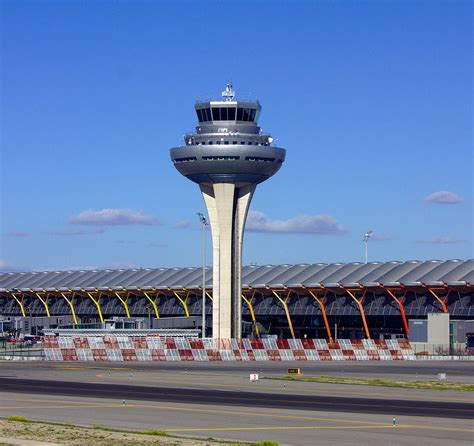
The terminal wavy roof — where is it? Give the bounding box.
[0,260,472,293]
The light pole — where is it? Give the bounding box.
[197,213,208,338]
[363,230,373,264]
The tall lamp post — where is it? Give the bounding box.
[197,213,208,338]
[363,230,373,264]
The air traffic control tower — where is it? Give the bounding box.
[170,85,286,339]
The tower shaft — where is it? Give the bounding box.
[200,183,255,339]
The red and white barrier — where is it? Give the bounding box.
[42,336,416,361]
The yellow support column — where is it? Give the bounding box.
[142,291,160,318]
[205,291,213,301]
[114,291,131,318]
[242,291,260,336]
[306,289,332,339]
[60,292,78,325]
[172,290,190,317]
[271,290,295,339]
[85,291,104,323]
[11,292,26,317]
[34,292,51,318]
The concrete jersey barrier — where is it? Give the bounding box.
[41,336,417,361]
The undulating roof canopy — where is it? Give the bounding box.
[0,260,472,292]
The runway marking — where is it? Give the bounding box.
[2,381,473,414]
[92,373,473,402]
[167,424,474,433]
[2,396,472,434]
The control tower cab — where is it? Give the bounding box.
[170,85,286,339]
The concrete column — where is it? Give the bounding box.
[200,183,255,339]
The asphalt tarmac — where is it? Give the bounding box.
[1,361,473,445]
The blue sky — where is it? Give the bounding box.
[1,0,472,272]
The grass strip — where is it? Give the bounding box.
[1,417,253,444]
[264,375,474,391]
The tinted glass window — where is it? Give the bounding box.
[242,108,251,121]
[249,109,256,121]
[196,109,203,122]
[205,108,212,121]
[221,107,228,120]
[228,107,236,120]
[212,108,220,120]
[237,108,243,121]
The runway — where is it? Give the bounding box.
[1,362,473,445]
[1,377,473,419]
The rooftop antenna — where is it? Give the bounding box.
[363,230,373,264]
[222,83,235,101]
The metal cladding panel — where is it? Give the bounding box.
[179,268,209,289]
[414,260,465,286]
[36,271,77,289]
[285,264,328,287]
[54,270,96,288]
[0,272,39,289]
[116,268,167,288]
[243,265,275,287]
[301,264,346,287]
[65,270,115,289]
[105,268,151,288]
[98,269,147,288]
[139,268,184,288]
[397,260,444,285]
[356,262,402,286]
[339,262,384,286]
[271,264,312,286]
[321,263,366,286]
[441,260,474,285]
[251,265,294,288]
[0,272,28,288]
[376,261,422,285]
[14,271,53,290]
[167,268,201,288]
[142,268,188,289]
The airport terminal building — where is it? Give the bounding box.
[0,259,472,343]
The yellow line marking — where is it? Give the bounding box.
[92,373,472,402]
[167,424,474,433]
[1,397,472,433]
[0,404,136,410]
[4,381,472,414]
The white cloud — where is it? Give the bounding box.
[50,228,106,236]
[5,231,30,237]
[246,211,347,235]
[417,236,466,244]
[69,208,163,226]
[0,259,29,272]
[174,220,191,229]
[424,191,464,204]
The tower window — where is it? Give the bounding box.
[220,107,228,120]
[196,109,204,122]
[236,108,243,121]
[228,107,236,120]
[212,107,221,120]
[204,108,212,121]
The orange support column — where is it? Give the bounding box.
[426,287,450,313]
[306,288,332,339]
[385,288,409,337]
[346,289,371,339]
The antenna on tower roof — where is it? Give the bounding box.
[222,83,235,101]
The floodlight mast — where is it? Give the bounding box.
[363,230,373,264]
[170,85,286,339]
